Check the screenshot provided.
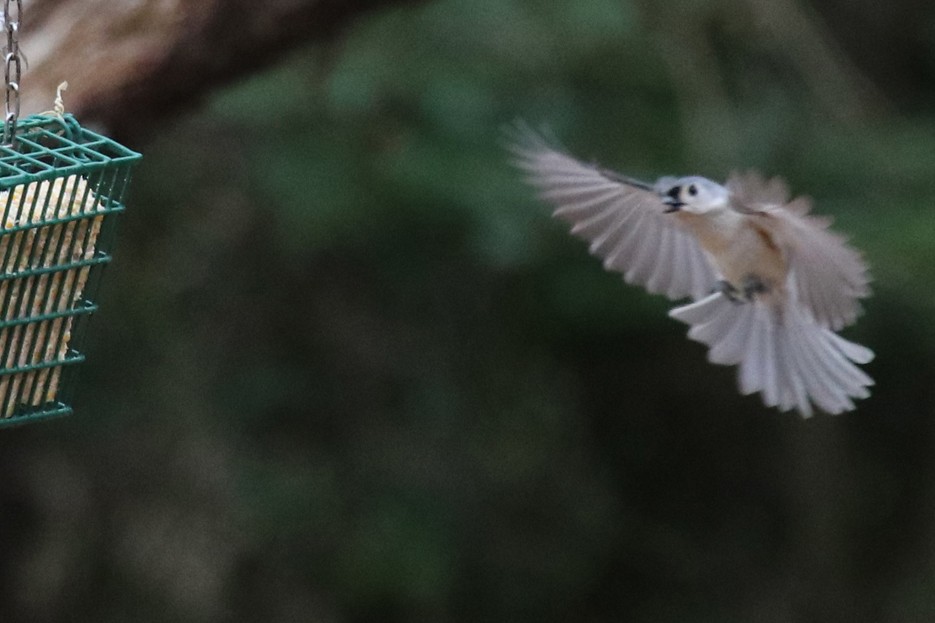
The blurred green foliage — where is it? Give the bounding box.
[1,0,935,621]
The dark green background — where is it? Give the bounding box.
[2,1,935,621]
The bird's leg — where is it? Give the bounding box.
[715,280,744,304]
[740,275,769,301]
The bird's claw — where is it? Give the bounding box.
[714,277,768,304]
[715,280,744,304]
[740,275,769,301]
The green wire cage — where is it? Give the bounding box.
[0,113,140,426]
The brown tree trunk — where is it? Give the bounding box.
[17,0,421,142]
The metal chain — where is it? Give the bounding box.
[2,0,22,144]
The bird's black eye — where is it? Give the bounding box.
[687,184,698,197]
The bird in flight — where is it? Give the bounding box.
[508,124,873,417]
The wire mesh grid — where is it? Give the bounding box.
[0,113,140,426]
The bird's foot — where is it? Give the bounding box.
[740,275,769,301]
[715,280,744,304]
[714,277,769,304]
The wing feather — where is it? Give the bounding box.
[509,126,718,301]
[646,226,673,293]
[727,171,870,330]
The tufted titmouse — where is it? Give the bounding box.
[508,125,873,417]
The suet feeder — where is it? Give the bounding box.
[0,2,141,426]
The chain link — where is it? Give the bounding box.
[2,0,22,144]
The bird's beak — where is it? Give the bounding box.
[662,197,683,213]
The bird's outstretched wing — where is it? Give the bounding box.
[508,125,718,301]
[727,171,871,330]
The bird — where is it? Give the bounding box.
[507,124,873,417]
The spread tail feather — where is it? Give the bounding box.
[669,292,873,417]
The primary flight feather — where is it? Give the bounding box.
[508,124,873,417]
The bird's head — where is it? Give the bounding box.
[658,177,729,215]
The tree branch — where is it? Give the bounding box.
[18,0,423,142]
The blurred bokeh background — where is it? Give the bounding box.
[0,0,934,621]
